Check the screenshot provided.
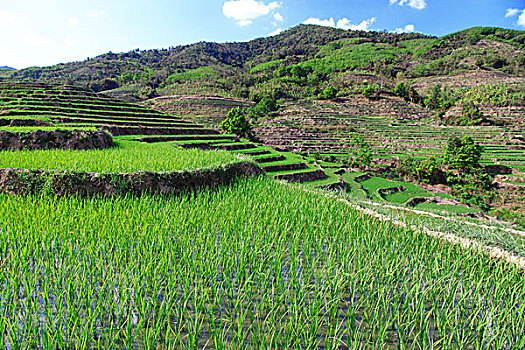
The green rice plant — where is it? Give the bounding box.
[0,177,524,348]
[0,140,246,173]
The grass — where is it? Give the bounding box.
[0,141,246,173]
[0,177,524,348]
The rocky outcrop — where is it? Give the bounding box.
[0,129,113,151]
[0,161,263,197]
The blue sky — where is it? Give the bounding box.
[1,0,524,69]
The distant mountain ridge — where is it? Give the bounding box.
[0,66,15,70]
[3,25,524,101]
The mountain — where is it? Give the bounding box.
[0,66,15,70]
[4,25,523,101]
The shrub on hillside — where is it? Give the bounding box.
[424,85,458,111]
[461,102,484,124]
[394,82,408,100]
[444,136,484,173]
[321,86,338,100]
[346,135,372,168]
[88,78,119,92]
[395,156,445,185]
[447,168,494,212]
[247,97,278,120]
[137,86,157,99]
[362,84,380,99]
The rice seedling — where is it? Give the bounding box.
[0,177,523,349]
[0,140,246,173]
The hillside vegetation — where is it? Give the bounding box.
[6,25,524,101]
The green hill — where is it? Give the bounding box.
[6,25,524,101]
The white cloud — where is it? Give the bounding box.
[269,27,283,36]
[304,17,376,31]
[519,11,525,27]
[505,8,519,17]
[389,0,427,10]
[304,17,336,27]
[68,16,80,28]
[505,8,525,27]
[0,10,17,23]
[238,19,253,26]
[223,0,280,26]
[393,24,415,33]
[273,12,283,21]
[337,17,377,31]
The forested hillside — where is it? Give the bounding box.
[6,25,524,101]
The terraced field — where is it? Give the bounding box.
[146,90,515,215]
[0,82,326,184]
[2,85,525,349]
[255,96,525,180]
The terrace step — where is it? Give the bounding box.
[103,126,221,136]
[214,143,256,151]
[253,155,286,164]
[131,135,239,143]
[2,106,177,120]
[241,149,272,156]
[56,118,196,128]
[262,162,308,172]
[177,143,215,150]
[273,169,327,183]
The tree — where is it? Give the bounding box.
[247,98,278,120]
[290,65,308,79]
[394,82,408,99]
[362,84,380,99]
[461,102,484,125]
[322,86,338,100]
[443,136,484,172]
[349,135,372,168]
[220,108,255,140]
[424,84,442,110]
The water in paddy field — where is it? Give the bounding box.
[1,237,523,349]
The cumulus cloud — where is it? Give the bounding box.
[68,16,80,28]
[505,8,525,27]
[389,0,427,10]
[269,27,283,36]
[519,12,525,27]
[304,17,377,31]
[273,12,283,21]
[223,0,280,26]
[505,8,519,17]
[393,24,415,33]
[337,17,377,31]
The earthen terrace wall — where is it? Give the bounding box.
[0,162,263,197]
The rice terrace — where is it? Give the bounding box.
[1,0,525,348]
